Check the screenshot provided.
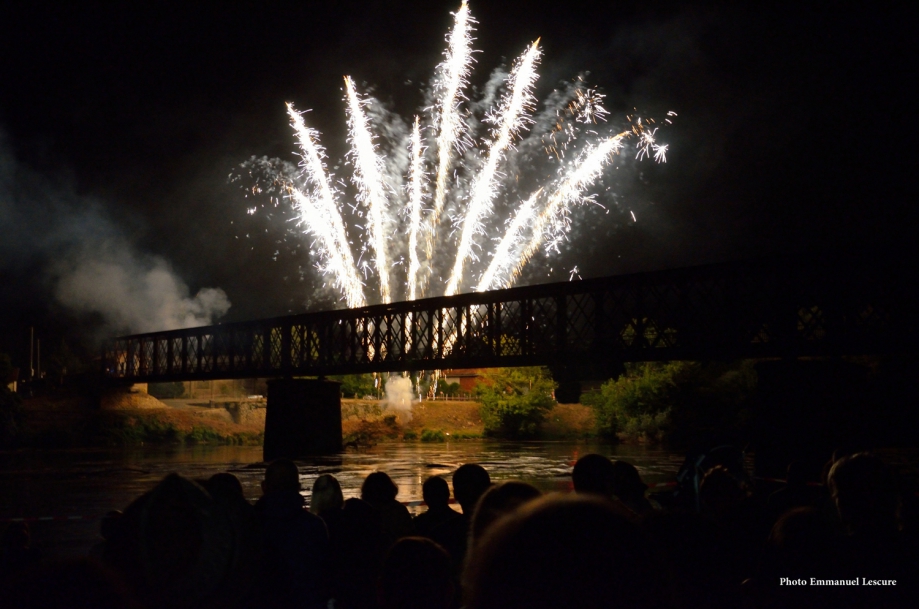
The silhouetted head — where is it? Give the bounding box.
[205,473,244,501]
[611,460,648,499]
[464,495,665,609]
[379,537,453,609]
[262,459,301,495]
[310,474,344,516]
[572,453,615,498]
[452,464,491,513]
[763,507,836,577]
[699,465,747,517]
[99,510,123,541]
[132,474,234,608]
[362,471,399,506]
[828,452,899,535]
[469,481,541,548]
[422,476,451,510]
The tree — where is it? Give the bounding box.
[584,360,757,445]
[330,373,377,398]
[476,367,556,438]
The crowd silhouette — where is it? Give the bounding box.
[1,449,917,608]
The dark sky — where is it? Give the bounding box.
[1,0,916,361]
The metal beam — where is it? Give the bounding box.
[103,257,918,384]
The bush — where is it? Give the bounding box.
[586,361,757,445]
[420,428,446,442]
[476,367,556,439]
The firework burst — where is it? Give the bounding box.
[238,2,671,310]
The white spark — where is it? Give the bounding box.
[345,76,392,303]
[445,39,541,296]
[286,103,365,307]
[424,0,474,295]
[407,117,425,302]
[495,134,628,289]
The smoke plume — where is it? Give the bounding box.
[0,131,230,337]
[383,375,414,416]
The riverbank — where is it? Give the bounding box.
[12,387,264,448]
[7,387,598,449]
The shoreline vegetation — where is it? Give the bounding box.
[4,358,917,451]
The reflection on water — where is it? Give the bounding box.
[0,441,683,556]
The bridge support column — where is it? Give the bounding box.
[264,378,342,461]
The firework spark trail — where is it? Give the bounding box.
[475,188,542,292]
[407,117,425,302]
[424,0,474,294]
[286,103,365,307]
[345,76,392,304]
[492,134,629,290]
[290,190,365,308]
[444,40,541,297]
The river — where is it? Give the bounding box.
[0,441,684,557]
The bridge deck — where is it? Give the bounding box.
[103,258,917,383]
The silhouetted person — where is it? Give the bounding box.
[310,474,346,562]
[572,453,641,521]
[642,511,724,609]
[413,476,460,538]
[431,463,491,573]
[329,497,384,609]
[89,510,123,560]
[698,466,760,599]
[378,537,453,609]
[468,481,541,551]
[102,473,238,609]
[255,460,329,609]
[611,460,655,518]
[464,495,669,609]
[572,453,616,496]
[828,452,917,605]
[310,474,344,518]
[361,471,414,550]
[205,472,246,501]
[766,461,825,524]
[205,472,264,609]
[743,507,840,609]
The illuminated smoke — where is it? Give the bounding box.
[384,375,415,416]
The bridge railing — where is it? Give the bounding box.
[103,258,917,383]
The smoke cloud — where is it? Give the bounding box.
[0,130,230,337]
[383,375,414,416]
[53,249,230,334]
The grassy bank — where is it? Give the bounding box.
[7,389,597,450]
[342,398,598,446]
[8,388,264,448]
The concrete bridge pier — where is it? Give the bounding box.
[263,378,342,461]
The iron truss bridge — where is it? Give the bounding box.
[103,257,917,384]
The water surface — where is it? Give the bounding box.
[0,441,683,556]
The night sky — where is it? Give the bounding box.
[1,1,916,362]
